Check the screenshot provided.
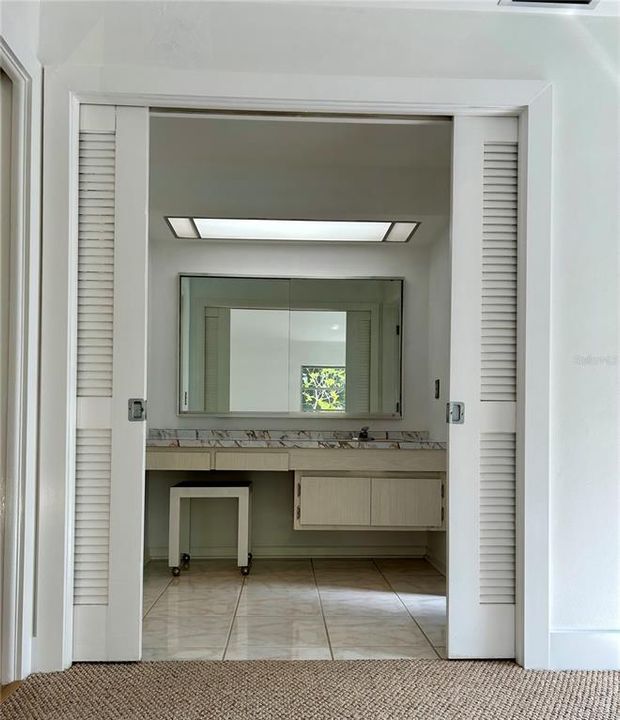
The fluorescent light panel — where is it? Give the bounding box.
[166,217,420,243]
[167,217,198,238]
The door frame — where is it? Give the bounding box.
[0,40,40,684]
[36,66,552,671]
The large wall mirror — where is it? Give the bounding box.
[179,275,403,417]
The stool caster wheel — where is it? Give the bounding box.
[171,566,181,577]
[240,553,253,576]
[181,553,191,569]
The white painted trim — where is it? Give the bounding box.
[515,87,553,669]
[549,630,620,671]
[0,40,40,684]
[37,64,552,670]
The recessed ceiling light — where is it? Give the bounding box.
[165,217,421,243]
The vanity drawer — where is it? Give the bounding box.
[214,452,289,471]
[146,449,211,471]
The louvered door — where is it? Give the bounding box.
[346,310,371,413]
[448,116,518,658]
[73,105,149,661]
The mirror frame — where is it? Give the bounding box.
[177,273,404,419]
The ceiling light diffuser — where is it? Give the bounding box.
[165,217,421,243]
[167,217,198,239]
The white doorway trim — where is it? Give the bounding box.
[0,39,40,684]
[36,66,552,671]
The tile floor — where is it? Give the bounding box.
[142,558,446,661]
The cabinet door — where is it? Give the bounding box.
[371,477,443,528]
[299,476,371,526]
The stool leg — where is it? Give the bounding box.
[168,491,181,574]
[180,497,191,565]
[237,490,249,570]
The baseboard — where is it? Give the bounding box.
[549,629,620,670]
[149,544,428,560]
[424,551,446,576]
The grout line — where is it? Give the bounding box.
[142,571,174,619]
[311,558,334,661]
[222,572,246,661]
[372,559,444,660]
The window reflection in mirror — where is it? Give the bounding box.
[179,276,402,417]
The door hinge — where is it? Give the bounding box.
[396,324,400,336]
[446,401,465,424]
[441,507,445,524]
[296,483,301,498]
[128,398,147,422]
[296,506,301,520]
[441,484,445,499]
[395,401,400,413]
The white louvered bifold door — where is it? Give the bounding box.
[346,310,371,414]
[73,105,149,661]
[448,116,518,658]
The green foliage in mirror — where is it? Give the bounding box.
[301,366,346,412]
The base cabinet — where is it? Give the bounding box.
[294,472,444,530]
[371,477,443,528]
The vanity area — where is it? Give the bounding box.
[146,430,446,533]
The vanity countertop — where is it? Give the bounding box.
[147,429,446,450]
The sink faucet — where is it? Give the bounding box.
[357,426,371,441]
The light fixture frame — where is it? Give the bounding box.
[164,215,421,243]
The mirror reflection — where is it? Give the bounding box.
[179,276,402,416]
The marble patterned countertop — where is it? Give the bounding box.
[147,429,446,450]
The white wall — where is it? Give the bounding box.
[31,0,620,669]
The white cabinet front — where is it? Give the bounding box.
[371,477,443,528]
[298,476,371,526]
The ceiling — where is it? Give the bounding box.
[149,114,453,246]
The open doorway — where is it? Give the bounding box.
[141,112,452,660]
[70,103,521,664]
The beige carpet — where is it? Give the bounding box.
[2,660,618,720]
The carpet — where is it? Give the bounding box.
[2,660,618,720]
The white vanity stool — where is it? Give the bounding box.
[168,479,253,576]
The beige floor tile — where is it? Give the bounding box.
[331,642,438,660]
[321,602,411,621]
[224,646,331,660]
[142,615,233,648]
[142,646,224,661]
[325,616,427,647]
[250,559,314,575]
[404,595,447,617]
[228,616,329,649]
[312,558,377,570]
[145,595,239,618]
[416,620,447,647]
[241,580,319,598]
[375,558,442,576]
[236,594,322,617]
[389,575,447,598]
